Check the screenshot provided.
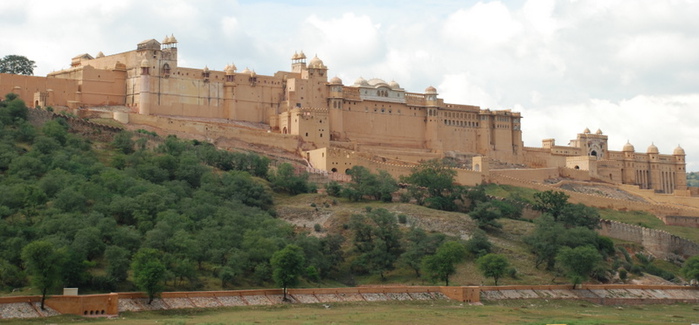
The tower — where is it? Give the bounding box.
[138,58,151,115]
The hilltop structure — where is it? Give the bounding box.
[0,36,689,195]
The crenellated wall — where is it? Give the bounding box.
[598,219,699,258]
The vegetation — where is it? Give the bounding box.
[681,255,699,283]
[21,241,62,309]
[477,253,510,286]
[0,55,36,75]
[131,248,166,304]
[0,93,696,306]
[421,241,467,286]
[270,244,305,301]
[555,246,602,286]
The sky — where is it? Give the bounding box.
[2,0,699,170]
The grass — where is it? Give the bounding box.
[2,299,698,324]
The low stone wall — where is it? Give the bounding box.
[478,284,699,305]
[2,285,698,319]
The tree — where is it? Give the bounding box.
[556,245,602,286]
[341,166,397,202]
[469,201,503,230]
[21,241,63,310]
[681,256,699,284]
[350,209,403,280]
[402,159,456,198]
[400,228,445,277]
[270,244,305,301]
[131,248,166,304]
[524,215,564,270]
[477,253,510,286]
[269,163,311,195]
[465,229,493,258]
[533,190,570,220]
[558,203,601,229]
[112,131,135,154]
[0,55,36,75]
[104,246,131,282]
[421,241,467,286]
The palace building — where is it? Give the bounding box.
[0,36,688,195]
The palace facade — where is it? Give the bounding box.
[0,36,687,194]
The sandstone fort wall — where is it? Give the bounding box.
[128,113,301,154]
[598,219,699,258]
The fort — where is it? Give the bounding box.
[0,35,696,211]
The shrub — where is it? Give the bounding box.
[398,214,407,224]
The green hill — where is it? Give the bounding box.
[0,94,693,299]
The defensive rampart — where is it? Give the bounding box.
[127,113,301,153]
[598,219,699,259]
[27,108,124,142]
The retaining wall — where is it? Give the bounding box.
[3,284,698,319]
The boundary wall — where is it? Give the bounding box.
[478,284,699,306]
[3,285,698,319]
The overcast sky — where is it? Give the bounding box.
[3,0,699,170]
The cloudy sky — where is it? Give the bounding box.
[3,0,699,170]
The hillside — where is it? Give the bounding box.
[0,95,694,301]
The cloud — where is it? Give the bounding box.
[299,13,385,67]
[441,2,522,48]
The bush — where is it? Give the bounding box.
[313,223,322,232]
[619,269,628,282]
[508,267,518,279]
[398,214,407,224]
[325,181,342,197]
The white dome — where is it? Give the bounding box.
[308,55,325,69]
[388,80,400,89]
[425,86,437,94]
[354,76,369,86]
[330,76,343,85]
[674,145,685,155]
[647,143,659,154]
[622,141,635,152]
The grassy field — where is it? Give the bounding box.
[2,300,698,325]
